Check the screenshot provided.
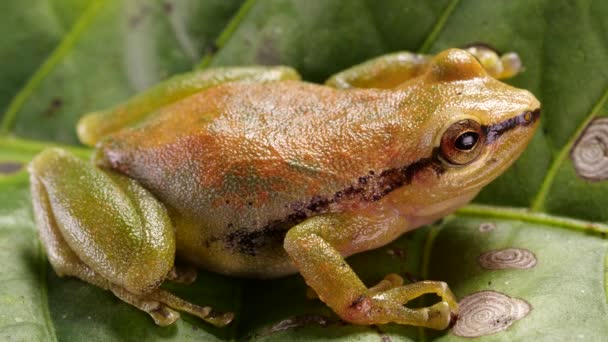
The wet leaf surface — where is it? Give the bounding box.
[1,0,607,340]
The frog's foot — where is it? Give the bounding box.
[167,264,198,285]
[464,45,522,79]
[344,281,458,329]
[112,286,234,327]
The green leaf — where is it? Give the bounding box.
[1,0,244,143]
[1,0,607,340]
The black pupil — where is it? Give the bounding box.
[455,132,478,150]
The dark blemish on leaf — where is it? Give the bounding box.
[570,117,608,181]
[386,247,407,260]
[0,162,22,174]
[163,1,173,13]
[478,248,537,270]
[452,290,531,337]
[128,4,151,28]
[488,281,492,286]
[205,43,219,55]
[255,36,282,65]
[478,222,496,233]
[403,272,419,283]
[251,315,342,338]
[44,97,63,117]
[370,325,392,342]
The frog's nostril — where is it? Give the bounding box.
[519,108,540,126]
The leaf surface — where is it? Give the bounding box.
[1,0,607,340]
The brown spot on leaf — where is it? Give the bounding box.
[163,1,173,13]
[256,36,282,65]
[250,315,342,338]
[44,97,63,117]
[478,248,537,270]
[0,162,22,174]
[570,117,608,181]
[478,222,496,233]
[452,290,531,337]
[386,247,407,260]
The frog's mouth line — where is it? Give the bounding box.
[483,108,541,144]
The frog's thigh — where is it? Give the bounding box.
[283,213,458,329]
[77,65,302,146]
[29,148,232,327]
[325,52,430,89]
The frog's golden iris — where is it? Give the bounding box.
[440,119,484,166]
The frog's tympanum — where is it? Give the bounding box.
[29,48,540,329]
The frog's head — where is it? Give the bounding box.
[394,49,540,224]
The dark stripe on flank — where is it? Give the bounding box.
[221,108,540,255]
[221,150,446,255]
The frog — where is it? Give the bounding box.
[28,47,540,330]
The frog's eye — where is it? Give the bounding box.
[440,119,485,166]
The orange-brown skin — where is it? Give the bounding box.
[98,49,539,277]
[29,48,540,329]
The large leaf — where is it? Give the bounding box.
[1,0,607,340]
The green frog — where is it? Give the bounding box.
[28,47,540,330]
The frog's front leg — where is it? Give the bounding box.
[326,46,522,89]
[77,66,301,146]
[284,214,458,329]
[28,148,233,327]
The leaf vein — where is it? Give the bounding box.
[197,0,258,70]
[0,0,105,136]
[417,0,460,53]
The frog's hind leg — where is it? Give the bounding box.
[29,148,233,327]
[77,66,302,146]
[325,46,522,89]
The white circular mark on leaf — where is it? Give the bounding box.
[478,248,537,270]
[452,291,531,337]
[571,118,608,181]
[478,222,496,233]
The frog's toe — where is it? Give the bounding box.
[148,288,234,327]
[167,264,197,285]
[351,280,459,329]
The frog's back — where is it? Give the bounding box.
[99,80,418,276]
